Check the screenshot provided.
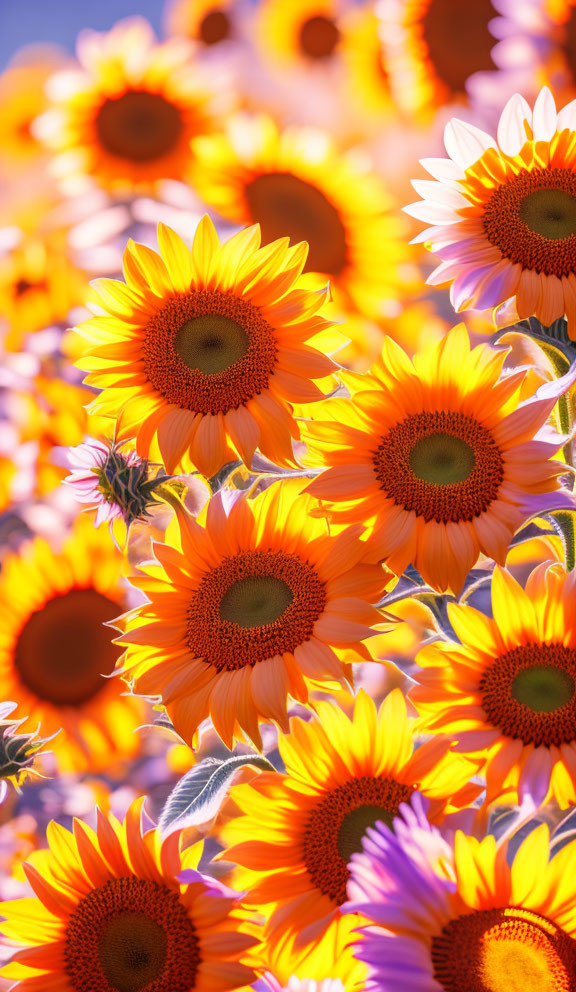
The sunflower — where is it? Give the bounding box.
[37,17,219,193]
[378,0,498,118]
[347,803,576,992]
[165,0,238,46]
[0,456,15,514]
[339,7,393,122]
[411,562,576,808]
[0,796,257,992]
[190,115,412,320]
[218,689,480,959]
[0,513,143,774]
[76,216,337,478]
[406,87,576,331]
[116,478,393,749]
[0,235,89,351]
[253,0,345,65]
[304,324,576,594]
[0,50,66,173]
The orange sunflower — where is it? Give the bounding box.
[378,0,498,118]
[253,0,345,65]
[0,797,256,992]
[412,563,576,808]
[76,216,337,478]
[165,0,239,46]
[0,514,143,774]
[0,49,67,173]
[37,17,218,193]
[304,324,576,594]
[115,479,393,749]
[218,689,479,958]
[406,88,576,331]
[190,114,412,320]
[348,811,576,992]
[0,234,89,351]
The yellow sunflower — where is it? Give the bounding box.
[254,0,345,65]
[0,456,15,514]
[304,324,575,594]
[37,17,218,193]
[0,49,67,173]
[218,689,479,959]
[0,513,143,774]
[76,216,337,478]
[348,816,576,992]
[0,235,89,351]
[339,6,393,121]
[116,478,393,750]
[0,797,257,992]
[412,563,576,808]
[190,114,412,320]
[165,0,238,46]
[379,0,498,118]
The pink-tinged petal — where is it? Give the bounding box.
[444,118,497,169]
[450,263,499,311]
[519,746,553,807]
[404,200,460,224]
[411,180,469,209]
[497,93,533,155]
[452,729,502,751]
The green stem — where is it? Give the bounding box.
[550,511,576,572]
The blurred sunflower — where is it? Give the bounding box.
[191,115,413,320]
[0,514,143,773]
[116,479,392,749]
[379,0,498,118]
[165,0,239,46]
[0,235,89,351]
[0,797,256,992]
[37,17,218,193]
[304,324,575,594]
[0,457,15,514]
[339,7,393,121]
[218,689,479,955]
[0,50,67,173]
[254,0,345,65]
[76,216,336,477]
[406,88,576,331]
[412,563,576,807]
[347,807,576,992]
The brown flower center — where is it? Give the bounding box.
[421,0,496,95]
[14,278,46,297]
[483,167,576,277]
[14,588,122,706]
[64,876,200,992]
[479,643,576,747]
[299,15,340,59]
[302,776,413,905]
[431,907,576,992]
[244,172,348,275]
[199,9,231,44]
[143,290,278,415]
[185,549,327,671]
[95,91,183,162]
[373,410,504,523]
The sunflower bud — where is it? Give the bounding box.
[0,703,52,799]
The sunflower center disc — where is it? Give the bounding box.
[175,315,249,374]
[199,10,231,44]
[410,432,476,486]
[421,0,496,94]
[99,913,167,992]
[14,588,121,706]
[303,776,414,905]
[431,907,576,992]
[480,643,576,746]
[519,189,576,241]
[64,877,200,992]
[337,805,394,863]
[219,575,294,627]
[299,15,340,58]
[511,665,575,713]
[96,91,183,162]
[244,172,348,275]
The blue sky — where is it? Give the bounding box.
[0,0,165,69]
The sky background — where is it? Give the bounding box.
[0,0,165,68]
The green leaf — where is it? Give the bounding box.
[159,752,276,837]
